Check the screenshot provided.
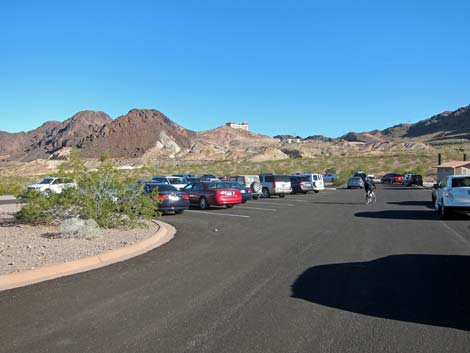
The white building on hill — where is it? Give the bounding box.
[226,122,249,131]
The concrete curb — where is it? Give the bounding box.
[0,220,176,292]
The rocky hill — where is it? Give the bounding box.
[0,105,469,163]
[78,109,195,159]
[0,111,112,161]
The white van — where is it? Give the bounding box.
[300,173,325,193]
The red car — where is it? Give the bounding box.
[183,181,242,209]
[381,173,404,184]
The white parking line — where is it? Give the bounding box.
[237,206,277,211]
[253,201,295,207]
[186,210,250,218]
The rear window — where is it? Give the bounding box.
[452,177,470,188]
[274,175,290,182]
[168,177,184,185]
[299,176,309,181]
[208,182,234,189]
[145,184,177,192]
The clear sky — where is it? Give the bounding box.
[1,0,469,137]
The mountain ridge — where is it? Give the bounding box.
[1,105,469,162]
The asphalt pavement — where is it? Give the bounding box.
[1,185,469,353]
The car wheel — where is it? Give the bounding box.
[279,194,285,198]
[314,190,319,193]
[262,188,270,198]
[199,197,208,210]
[439,203,451,219]
[242,199,247,203]
[226,204,234,208]
[253,195,259,200]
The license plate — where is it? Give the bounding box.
[305,183,311,187]
[169,195,180,201]
[226,191,234,196]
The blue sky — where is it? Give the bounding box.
[1,0,469,137]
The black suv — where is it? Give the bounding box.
[404,174,423,186]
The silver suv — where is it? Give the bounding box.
[259,174,292,198]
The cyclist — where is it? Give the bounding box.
[364,177,376,201]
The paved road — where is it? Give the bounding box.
[1,185,469,353]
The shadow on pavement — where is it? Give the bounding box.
[388,201,434,209]
[355,209,439,220]
[291,254,470,331]
[311,202,364,205]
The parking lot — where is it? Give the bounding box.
[1,184,470,353]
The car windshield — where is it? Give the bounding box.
[38,178,54,184]
[452,177,470,188]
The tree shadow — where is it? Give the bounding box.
[388,201,434,209]
[291,255,470,331]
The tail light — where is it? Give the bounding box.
[182,194,189,200]
[300,182,305,186]
[157,194,168,200]
[272,182,276,190]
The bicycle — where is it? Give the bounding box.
[365,190,376,205]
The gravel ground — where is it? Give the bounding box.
[0,198,158,275]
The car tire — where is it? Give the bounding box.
[262,188,270,198]
[314,190,319,193]
[226,204,234,208]
[279,194,285,198]
[199,197,208,210]
[242,199,247,203]
[439,203,451,219]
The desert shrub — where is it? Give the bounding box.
[60,217,101,240]
[16,161,159,228]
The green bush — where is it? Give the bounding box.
[16,162,159,228]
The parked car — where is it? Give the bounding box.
[224,181,253,203]
[404,174,423,187]
[183,181,242,209]
[151,176,187,190]
[199,174,218,182]
[323,173,337,182]
[353,172,367,181]
[259,174,292,198]
[347,176,364,189]
[289,175,314,194]
[381,173,404,184]
[173,174,198,184]
[144,183,189,214]
[435,175,470,218]
[229,175,263,199]
[300,173,325,193]
[26,177,77,194]
[402,173,413,185]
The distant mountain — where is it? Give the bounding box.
[1,104,469,162]
[77,109,195,159]
[0,111,112,161]
[340,105,470,145]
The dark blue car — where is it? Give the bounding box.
[144,183,190,214]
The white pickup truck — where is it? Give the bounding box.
[435,175,470,219]
[27,177,77,194]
